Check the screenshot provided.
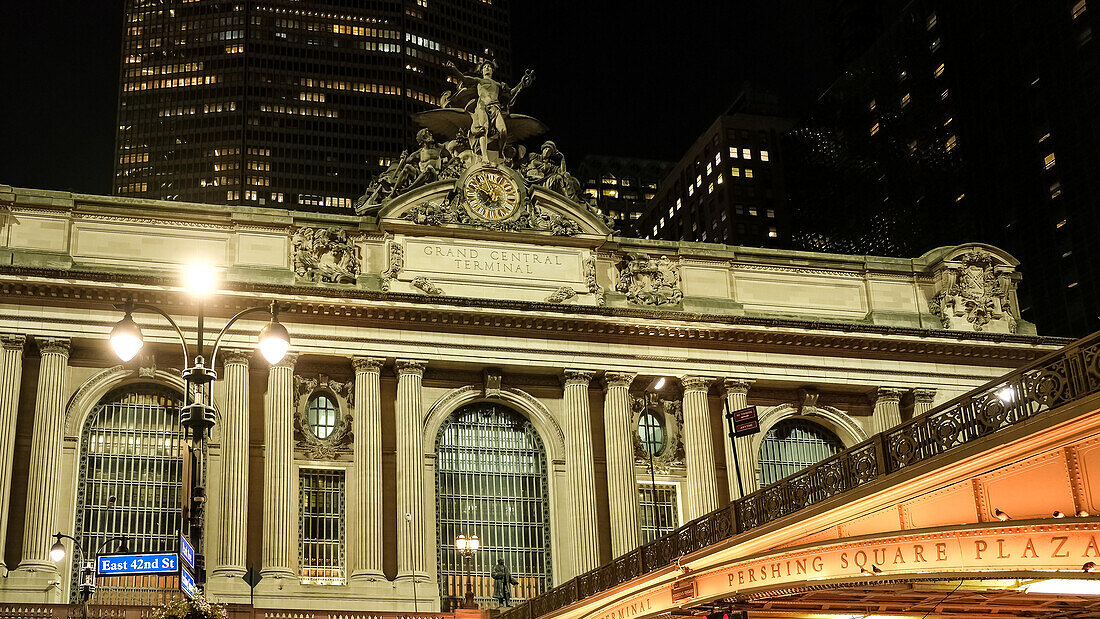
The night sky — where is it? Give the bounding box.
[0,1,841,196]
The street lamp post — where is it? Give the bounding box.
[455,533,480,609]
[108,265,291,592]
[50,532,129,619]
[643,377,667,541]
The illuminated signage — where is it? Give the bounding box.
[180,565,198,599]
[96,553,179,576]
[180,534,195,570]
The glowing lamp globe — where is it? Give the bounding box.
[50,540,66,563]
[257,319,290,365]
[109,314,145,362]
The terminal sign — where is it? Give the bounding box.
[97,553,179,576]
[179,534,195,570]
[729,406,760,436]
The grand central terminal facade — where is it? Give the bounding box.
[0,169,1065,614]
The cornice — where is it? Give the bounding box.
[0,266,1066,365]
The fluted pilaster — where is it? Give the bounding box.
[0,335,26,569]
[351,357,385,581]
[872,388,905,434]
[563,370,599,576]
[602,372,639,558]
[262,353,297,579]
[213,350,250,578]
[17,338,69,573]
[396,360,427,581]
[722,378,755,500]
[681,376,719,521]
[913,388,937,416]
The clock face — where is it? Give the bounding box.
[462,168,522,221]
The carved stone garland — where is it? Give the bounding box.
[293,374,354,459]
[616,253,684,306]
[632,396,685,473]
[292,226,360,284]
[380,239,404,293]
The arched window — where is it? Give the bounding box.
[306,393,338,439]
[637,410,666,456]
[73,383,185,605]
[435,403,551,609]
[757,418,843,487]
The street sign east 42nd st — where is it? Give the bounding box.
[97,553,179,576]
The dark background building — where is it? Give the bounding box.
[575,155,670,236]
[785,0,1100,336]
[638,87,794,248]
[114,0,510,210]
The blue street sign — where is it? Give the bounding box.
[179,534,195,570]
[179,564,198,599]
[96,553,179,576]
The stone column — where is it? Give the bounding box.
[17,338,70,573]
[213,350,250,578]
[563,370,599,576]
[872,388,905,434]
[722,379,756,500]
[395,360,427,581]
[262,353,297,580]
[0,335,25,569]
[681,376,719,522]
[351,357,386,581]
[913,388,937,416]
[602,372,640,558]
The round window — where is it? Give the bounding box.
[638,410,666,456]
[307,394,338,439]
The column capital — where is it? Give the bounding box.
[352,357,385,373]
[912,387,937,404]
[222,349,252,366]
[563,370,595,387]
[37,337,70,356]
[395,359,426,376]
[681,375,714,393]
[603,372,636,389]
[1,334,26,351]
[875,387,905,404]
[723,378,755,395]
[272,352,298,369]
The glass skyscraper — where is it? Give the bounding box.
[114,0,510,211]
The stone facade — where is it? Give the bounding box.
[0,183,1060,612]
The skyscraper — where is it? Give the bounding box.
[790,0,1100,336]
[114,0,510,211]
[575,155,671,236]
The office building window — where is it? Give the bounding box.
[744,169,754,179]
[1073,0,1087,20]
[1050,182,1063,199]
[714,152,721,166]
[900,93,911,108]
[676,198,682,210]
[1044,153,1057,169]
[729,146,739,159]
[748,206,758,216]
[758,419,843,486]
[766,209,775,218]
[935,63,945,77]
[768,227,778,238]
[435,403,552,607]
[731,167,741,177]
[75,384,185,605]
[299,469,346,584]
[706,162,713,175]
[742,148,751,159]
[927,13,937,29]
[638,483,679,543]
[870,123,880,136]
[946,136,957,152]
[760,150,769,162]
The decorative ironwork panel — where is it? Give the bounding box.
[298,469,346,584]
[74,384,185,606]
[435,403,552,608]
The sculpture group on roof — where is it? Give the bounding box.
[354,56,587,215]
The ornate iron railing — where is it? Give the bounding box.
[501,330,1100,619]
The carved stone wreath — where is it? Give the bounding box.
[928,249,1018,333]
[292,226,360,284]
[293,374,354,459]
[631,396,685,472]
[616,253,683,306]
